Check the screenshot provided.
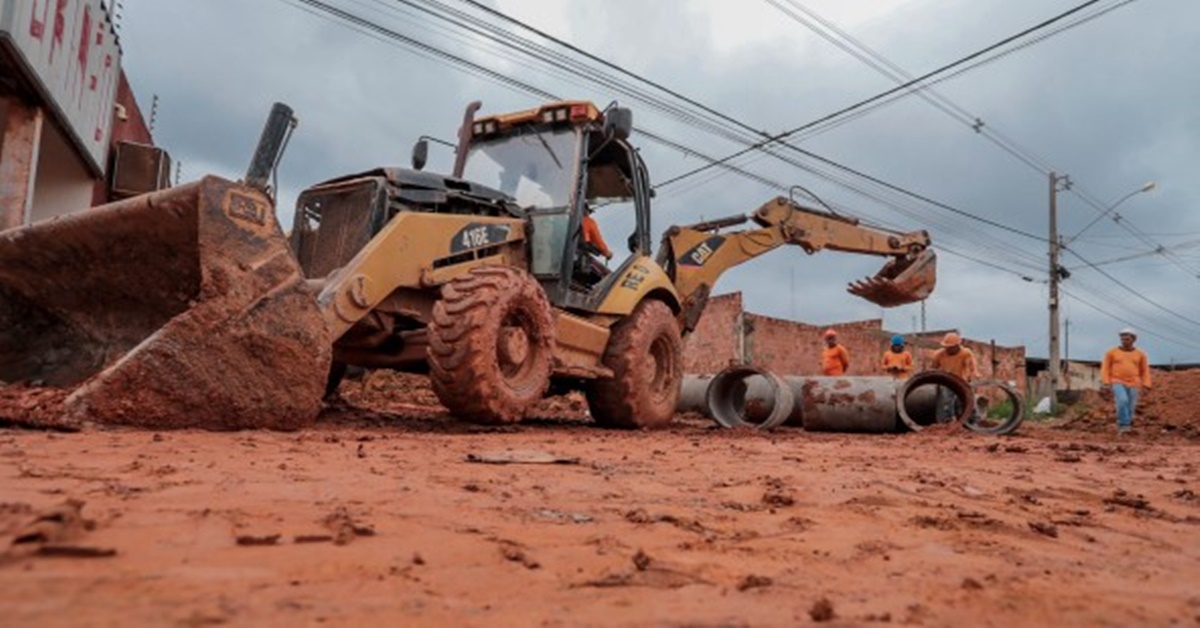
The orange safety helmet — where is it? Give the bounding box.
[940,332,962,347]
[823,328,838,338]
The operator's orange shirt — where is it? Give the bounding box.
[1101,347,1151,388]
[931,347,976,381]
[881,350,914,379]
[821,345,850,376]
[582,215,611,258]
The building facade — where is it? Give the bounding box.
[1,0,165,230]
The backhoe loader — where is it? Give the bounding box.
[0,100,936,430]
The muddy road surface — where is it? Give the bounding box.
[1,379,1199,626]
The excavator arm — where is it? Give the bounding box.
[659,197,937,331]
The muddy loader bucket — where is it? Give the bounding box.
[847,249,938,308]
[0,176,331,430]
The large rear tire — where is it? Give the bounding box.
[586,299,682,429]
[428,266,554,424]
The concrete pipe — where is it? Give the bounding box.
[681,373,936,433]
[678,375,715,416]
[785,376,902,433]
[965,379,1025,436]
[679,373,805,425]
[896,371,974,431]
[704,366,795,430]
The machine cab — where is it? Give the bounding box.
[456,101,651,311]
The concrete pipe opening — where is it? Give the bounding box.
[705,366,795,430]
[896,371,973,432]
[965,379,1025,436]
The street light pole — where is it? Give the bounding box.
[1050,179,1157,409]
[1067,181,1157,244]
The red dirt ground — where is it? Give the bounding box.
[2,371,1199,626]
[1056,369,1200,440]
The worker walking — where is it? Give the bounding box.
[930,332,976,421]
[1101,327,1151,434]
[821,329,850,376]
[881,334,914,379]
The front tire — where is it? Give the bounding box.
[428,266,554,423]
[586,300,682,429]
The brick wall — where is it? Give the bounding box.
[682,292,1027,392]
[681,292,743,373]
[745,313,887,376]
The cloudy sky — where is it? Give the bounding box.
[118,0,1200,364]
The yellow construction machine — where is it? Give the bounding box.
[0,100,936,430]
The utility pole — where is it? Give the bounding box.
[1048,172,1069,412]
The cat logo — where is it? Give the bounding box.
[679,236,726,267]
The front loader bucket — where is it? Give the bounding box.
[0,176,331,430]
[847,249,938,307]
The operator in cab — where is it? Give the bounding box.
[582,204,612,261]
[576,203,613,286]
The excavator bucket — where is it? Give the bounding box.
[0,176,331,430]
[847,249,938,307]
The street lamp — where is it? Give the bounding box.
[1049,178,1155,413]
[1067,181,1156,244]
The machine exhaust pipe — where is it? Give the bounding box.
[243,102,298,198]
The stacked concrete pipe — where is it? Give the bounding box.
[678,366,1016,434]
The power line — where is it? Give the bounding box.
[765,0,1055,174]
[435,0,1056,258]
[777,1,1137,148]
[282,0,1104,306]
[1060,285,1200,352]
[1068,186,1200,279]
[1065,239,1200,271]
[763,0,1200,331]
[654,0,1106,189]
[1062,246,1200,329]
[358,0,1053,268]
[280,0,1200,354]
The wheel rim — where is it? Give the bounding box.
[647,334,676,403]
[496,309,536,381]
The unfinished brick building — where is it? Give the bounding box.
[683,292,1026,391]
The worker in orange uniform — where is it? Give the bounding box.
[930,332,976,422]
[1101,327,1151,434]
[881,334,914,379]
[581,205,613,261]
[821,329,850,376]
